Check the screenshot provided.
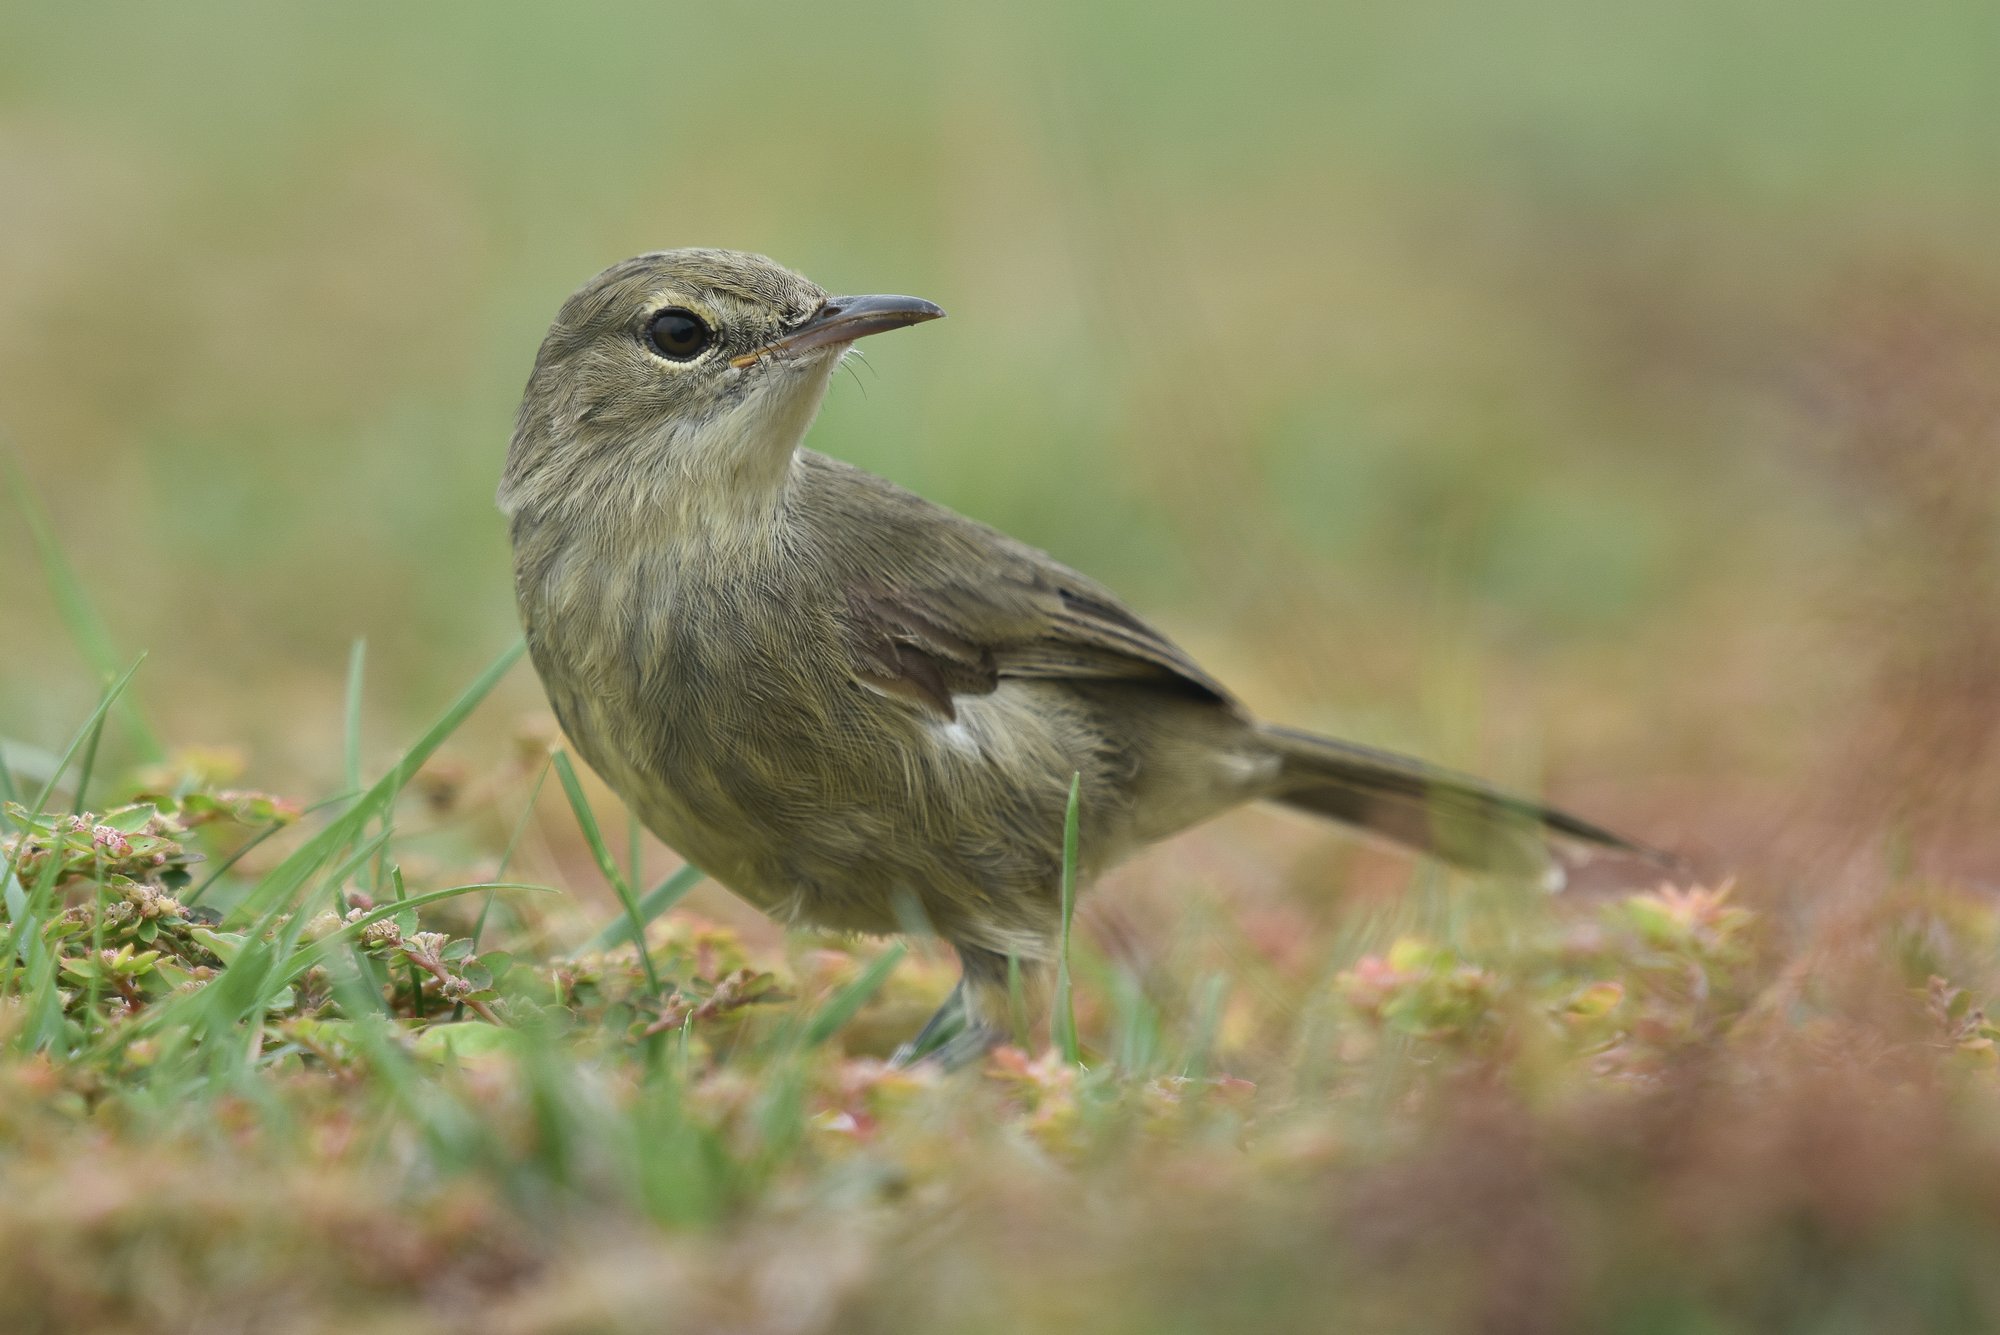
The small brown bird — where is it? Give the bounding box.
[500,248,1661,1062]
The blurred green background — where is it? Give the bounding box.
[3,0,1997,877]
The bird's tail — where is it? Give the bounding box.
[1256,723,1669,879]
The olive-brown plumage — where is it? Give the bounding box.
[501,248,1659,1060]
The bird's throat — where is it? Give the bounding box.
[655,352,839,550]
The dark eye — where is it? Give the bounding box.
[644,307,711,361]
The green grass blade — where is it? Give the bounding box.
[1,815,72,1026]
[9,657,146,833]
[183,824,287,908]
[551,749,661,995]
[0,739,60,789]
[803,944,906,1047]
[627,806,643,895]
[183,788,359,907]
[0,448,164,763]
[68,706,109,817]
[0,740,85,825]
[319,827,396,909]
[0,665,143,1007]
[495,756,551,881]
[0,741,22,832]
[582,863,704,954]
[224,639,525,927]
[472,752,552,951]
[1006,954,1031,1048]
[1050,772,1083,1064]
[1181,971,1230,1081]
[1109,966,1160,1073]
[343,638,366,796]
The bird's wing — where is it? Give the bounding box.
[843,561,1234,721]
[802,453,1233,722]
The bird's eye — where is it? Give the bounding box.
[644,308,711,361]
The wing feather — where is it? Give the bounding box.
[807,456,1234,720]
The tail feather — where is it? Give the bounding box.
[1257,724,1669,878]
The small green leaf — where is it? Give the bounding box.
[191,927,248,964]
[104,804,161,834]
[119,949,161,976]
[1565,981,1625,1019]
[413,1021,516,1061]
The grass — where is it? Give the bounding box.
[551,747,663,997]
[7,611,2000,1330]
[1052,770,1083,1064]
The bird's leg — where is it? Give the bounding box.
[892,977,969,1065]
[892,944,1028,1069]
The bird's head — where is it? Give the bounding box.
[498,248,942,535]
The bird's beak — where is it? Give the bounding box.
[730,294,945,368]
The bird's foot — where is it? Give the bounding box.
[891,1020,1003,1070]
[889,979,1003,1069]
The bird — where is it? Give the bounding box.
[499,247,1665,1064]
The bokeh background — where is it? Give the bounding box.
[4,0,1998,906]
[9,7,2000,1330]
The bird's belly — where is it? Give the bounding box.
[538,589,1254,956]
[654,680,1115,944]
